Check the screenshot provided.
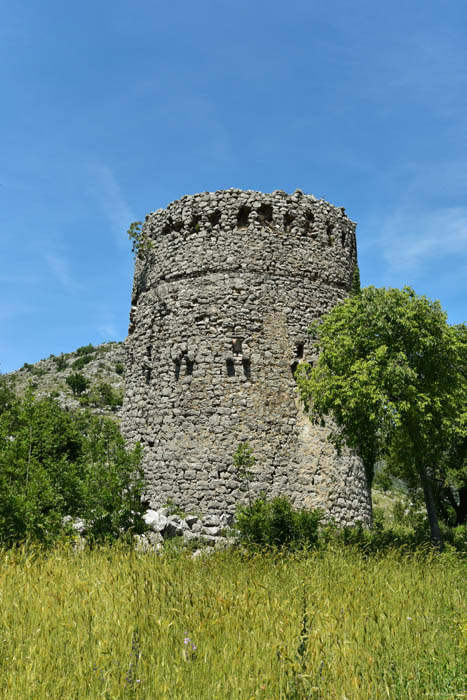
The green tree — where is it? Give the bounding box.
[296,287,466,548]
[0,383,145,546]
[66,372,88,396]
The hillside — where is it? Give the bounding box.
[5,342,126,418]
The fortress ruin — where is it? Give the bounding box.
[122,189,372,527]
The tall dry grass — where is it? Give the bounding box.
[0,544,465,699]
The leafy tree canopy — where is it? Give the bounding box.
[0,381,145,546]
[296,286,466,546]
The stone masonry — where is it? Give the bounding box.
[122,189,372,527]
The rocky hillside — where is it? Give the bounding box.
[5,342,126,419]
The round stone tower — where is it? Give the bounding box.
[122,189,372,526]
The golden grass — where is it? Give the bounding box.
[0,544,465,699]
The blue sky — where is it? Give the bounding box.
[1,0,466,373]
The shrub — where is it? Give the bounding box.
[71,355,93,370]
[66,373,88,396]
[53,355,68,371]
[0,389,145,546]
[76,344,95,356]
[115,362,124,375]
[235,495,323,550]
[84,382,123,409]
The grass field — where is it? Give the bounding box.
[0,544,465,699]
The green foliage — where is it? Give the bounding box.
[80,382,123,410]
[53,354,68,371]
[296,286,466,546]
[76,343,95,356]
[66,372,88,396]
[236,495,323,550]
[233,441,255,505]
[350,263,361,296]
[71,354,93,370]
[115,361,124,375]
[0,385,145,546]
[127,221,153,260]
[21,363,45,377]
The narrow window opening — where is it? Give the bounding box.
[209,210,221,226]
[161,216,173,236]
[341,230,347,246]
[173,220,183,232]
[226,359,235,377]
[257,203,273,224]
[232,338,243,355]
[295,342,304,359]
[326,221,334,245]
[217,470,222,479]
[290,361,298,379]
[185,359,194,376]
[145,368,152,384]
[242,357,251,380]
[237,206,251,229]
[304,210,315,235]
[190,215,201,233]
[284,212,295,232]
[174,360,181,381]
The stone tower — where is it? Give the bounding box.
[122,189,372,527]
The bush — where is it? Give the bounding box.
[76,344,95,356]
[0,387,145,546]
[115,362,124,376]
[66,373,88,396]
[53,355,68,371]
[71,355,93,370]
[235,495,323,550]
[83,382,123,409]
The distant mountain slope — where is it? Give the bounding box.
[5,342,126,418]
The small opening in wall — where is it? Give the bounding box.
[190,215,201,233]
[209,210,221,226]
[242,357,251,379]
[290,361,299,379]
[295,342,304,359]
[217,470,222,479]
[173,220,183,232]
[161,217,173,236]
[185,359,194,376]
[258,203,273,224]
[304,210,315,235]
[237,206,251,229]
[284,212,295,232]
[226,359,235,377]
[326,221,334,245]
[232,338,243,355]
[341,230,346,246]
[174,360,181,381]
[145,368,152,384]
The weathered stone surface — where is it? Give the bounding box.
[143,509,168,532]
[122,189,372,528]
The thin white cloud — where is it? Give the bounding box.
[45,254,80,294]
[87,162,136,246]
[380,206,467,283]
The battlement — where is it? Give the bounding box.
[136,189,356,286]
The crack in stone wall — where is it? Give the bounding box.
[122,188,372,527]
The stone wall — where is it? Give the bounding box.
[122,189,372,527]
